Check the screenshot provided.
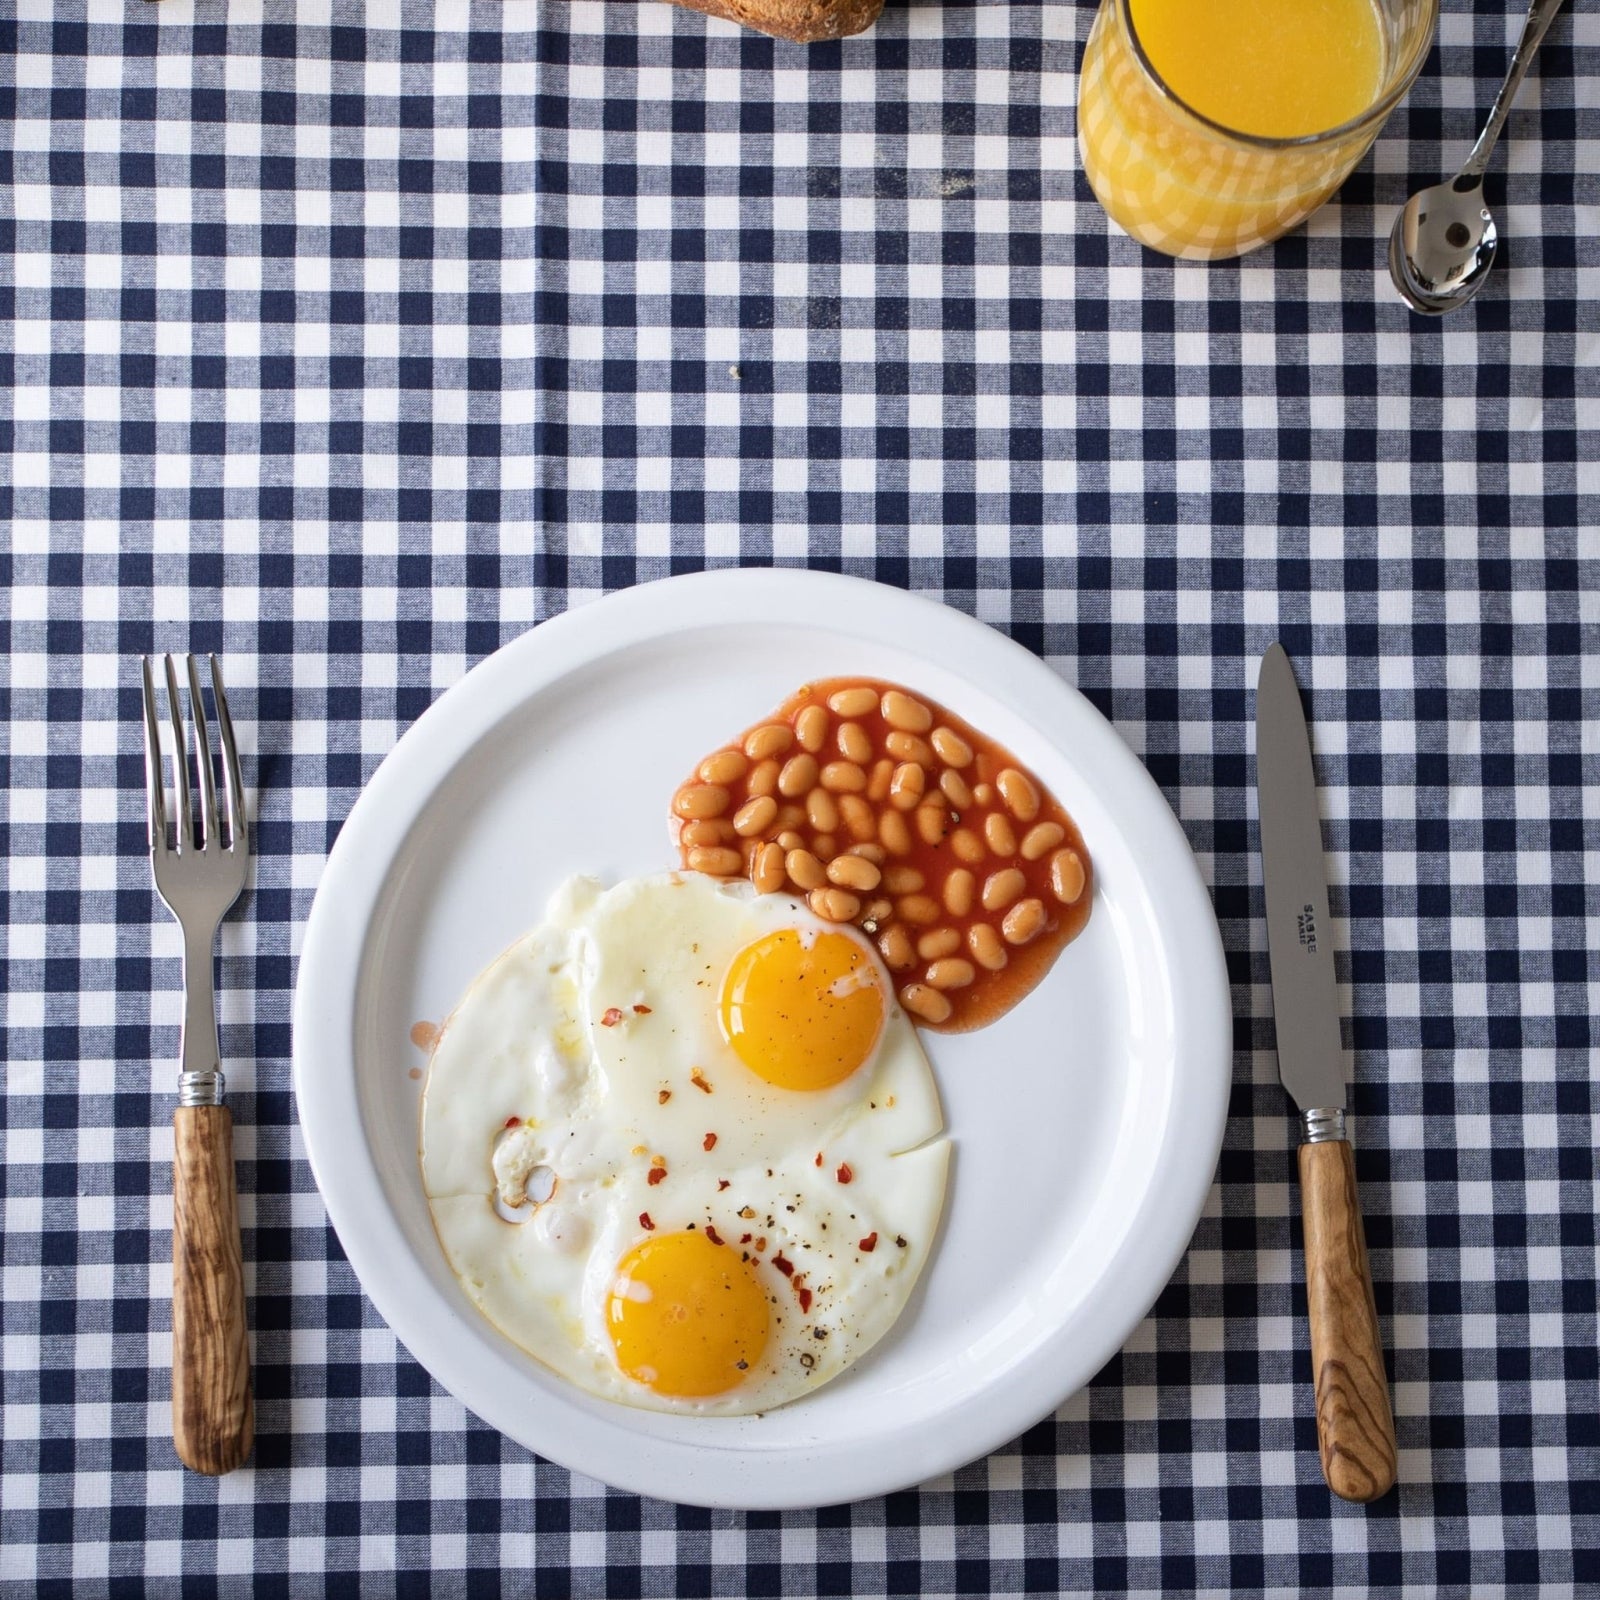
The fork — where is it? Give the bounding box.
[141,654,254,1475]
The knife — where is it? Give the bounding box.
[1255,643,1397,1503]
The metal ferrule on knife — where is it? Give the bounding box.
[1301,1107,1346,1144]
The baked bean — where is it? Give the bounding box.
[883,865,924,895]
[917,928,961,961]
[982,867,1026,912]
[969,923,1008,970]
[888,762,926,809]
[827,854,881,893]
[839,793,876,841]
[786,848,826,891]
[886,731,935,766]
[796,704,829,753]
[984,812,1017,856]
[777,830,804,852]
[867,758,895,803]
[807,787,839,833]
[879,810,913,856]
[950,828,985,864]
[943,868,975,917]
[810,834,837,861]
[777,803,807,831]
[681,818,736,847]
[940,768,973,809]
[931,727,973,768]
[821,760,867,794]
[997,768,1040,822]
[837,721,873,764]
[811,887,861,923]
[915,802,949,846]
[747,758,780,798]
[846,840,886,865]
[1021,821,1065,861]
[899,983,952,1024]
[828,686,878,718]
[688,846,742,876]
[733,795,779,837]
[779,752,818,797]
[745,723,793,761]
[973,782,995,806]
[752,842,787,894]
[674,783,730,820]
[879,926,917,971]
[898,894,941,925]
[864,897,893,925]
[1003,898,1047,944]
[926,958,976,991]
[699,749,748,785]
[1051,848,1086,904]
[881,690,933,734]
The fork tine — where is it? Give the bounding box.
[140,657,169,855]
[185,655,219,849]
[163,654,194,851]
[209,655,246,855]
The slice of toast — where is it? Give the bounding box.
[667,0,884,42]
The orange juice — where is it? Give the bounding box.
[1131,0,1382,140]
[1078,0,1431,259]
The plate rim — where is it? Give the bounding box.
[292,568,1231,1509]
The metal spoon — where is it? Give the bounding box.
[1388,0,1566,315]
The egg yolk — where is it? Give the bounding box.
[719,928,885,1092]
[606,1230,771,1398]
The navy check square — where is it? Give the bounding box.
[1,1,1597,1594]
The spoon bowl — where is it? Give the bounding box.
[1388,174,1499,315]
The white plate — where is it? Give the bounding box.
[292,569,1230,1510]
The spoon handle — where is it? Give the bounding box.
[1462,0,1567,180]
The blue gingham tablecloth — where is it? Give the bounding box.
[2,1,1598,1594]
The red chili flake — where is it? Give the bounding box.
[797,1286,813,1313]
[504,1116,520,1129]
[639,1212,655,1230]
[600,1007,624,1028]
[658,1090,671,1104]
[859,1232,878,1253]
[836,1163,853,1185]
[705,1225,725,1246]
[690,1068,713,1094]
[647,1166,667,1187]
[717,1179,730,1191]
[703,1132,717,1151]
[740,1233,752,1244]
[633,1004,653,1015]
[772,1253,794,1278]
[814,1152,823,1167]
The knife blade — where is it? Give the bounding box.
[1256,643,1346,1122]
[1255,643,1397,1503]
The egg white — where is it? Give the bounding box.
[420,872,950,1415]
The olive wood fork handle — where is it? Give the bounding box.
[1299,1138,1396,1502]
[172,1105,254,1474]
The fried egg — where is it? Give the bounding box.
[420,872,949,1415]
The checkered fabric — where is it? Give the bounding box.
[2,0,1597,1593]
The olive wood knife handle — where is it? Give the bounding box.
[1298,1137,1396,1502]
[172,1105,254,1474]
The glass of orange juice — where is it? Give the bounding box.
[1078,0,1438,260]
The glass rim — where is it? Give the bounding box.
[1112,0,1440,152]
